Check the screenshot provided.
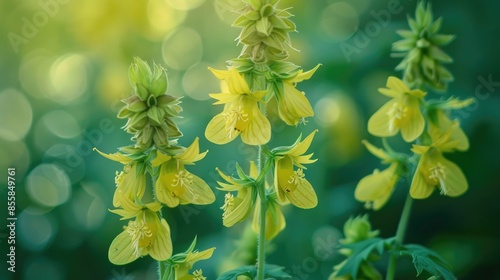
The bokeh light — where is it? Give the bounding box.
[18,209,58,252]
[162,27,203,70]
[0,88,33,141]
[26,163,71,208]
[182,62,219,101]
[49,54,89,104]
[70,182,106,231]
[42,110,82,139]
[320,2,359,41]
[165,0,206,11]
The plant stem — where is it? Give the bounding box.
[158,261,166,280]
[256,97,268,280]
[386,193,413,280]
[256,180,267,280]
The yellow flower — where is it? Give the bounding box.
[428,110,469,152]
[274,64,320,126]
[216,168,254,227]
[368,76,426,142]
[274,130,318,209]
[152,138,215,208]
[205,68,271,145]
[410,127,468,199]
[175,248,215,280]
[108,200,172,265]
[354,140,402,210]
[94,149,146,208]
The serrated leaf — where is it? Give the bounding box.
[400,244,457,280]
[336,237,394,279]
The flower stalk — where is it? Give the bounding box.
[386,193,413,280]
[207,0,320,278]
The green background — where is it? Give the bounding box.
[1,0,499,279]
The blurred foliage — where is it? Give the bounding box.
[1,0,499,279]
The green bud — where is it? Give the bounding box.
[135,83,150,101]
[392,3,454,91]
[153,126,169,149]
[341,215,379,245]
[147,106,165,126]
[150,66,168,97]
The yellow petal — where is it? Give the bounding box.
[292,64,321,83]
[274,158,289,204]
[205,113,239,145]
[108,230,139,265]
[185,247,216,263]
[386,76,409,93]
[278,82,314,125]
[94,148,133,165]
[148,218,172,261]
[208,67,230,80]
[151,150,172,167]
[209,92,239,105]
[400,97,425,142]
[354,164,399,210]
[227,68,250,94]
[241,101,271,145]
[288,129,318,157]
[439,156,468,197]
[286,175,317,209]
[252,198,286,240]
[180,173,216,205]
[378,87,399,98]
[368,100,398,138]
[431,111,469,151]
[176,137,207,164]
[223,189,252,227]
[361,140,391,162]
[410,155,435,199]
[249,161,258,178]
[155,164,180,207]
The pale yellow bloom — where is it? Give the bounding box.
[153,138,215,207]
[410,126,468,199]
[176,248,215,280]
[275,64,320,126]
[410,146,467,199]
[108,200,172,265]
[94,149,146,208]
[274,130,318,209]
[354,140,401,210]
[205,68,271,145]
[368,76,426,142]
[216,168,254,227]
[355,163,399,210]
[428,110,469,152]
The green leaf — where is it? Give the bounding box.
[336,237,394,279]
[217,264,291,280]
[400,244,457,280]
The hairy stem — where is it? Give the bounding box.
[386,193,413,280]
[256,113,267,280]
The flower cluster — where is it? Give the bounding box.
[392,2,455,91]
[216,130,318,239]
[206,0,320,245]
[357,75,473,209]
[96,58,215,267]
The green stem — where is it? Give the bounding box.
[158,261,166,280]
[256,96,268,280]
[256,179,267,280]
[386,193,413,280]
